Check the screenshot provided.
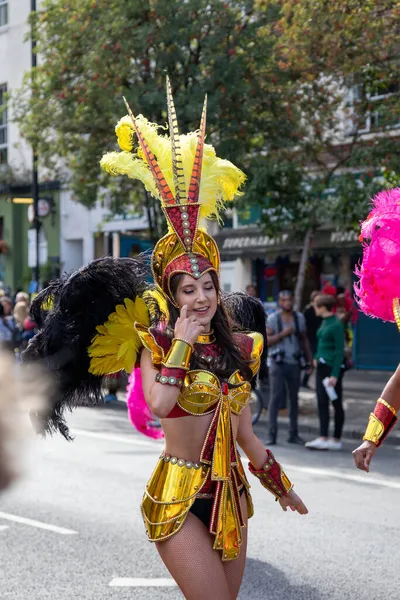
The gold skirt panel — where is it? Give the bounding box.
[141,453,254,559]
[141,454,210,542]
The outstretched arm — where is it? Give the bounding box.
[237,405,308,514]
[353,364,400,472]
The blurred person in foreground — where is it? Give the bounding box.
[266,290,313,445]
[302,290,322,388]
[305,294,345,451]
[0,350,47,491]
[352,188,400,471]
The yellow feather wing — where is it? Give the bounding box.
[88,297,150,376]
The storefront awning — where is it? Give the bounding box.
[214,227,361,259]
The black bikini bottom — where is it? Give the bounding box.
[189,487,245,529]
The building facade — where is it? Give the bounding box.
[0,1,150,289]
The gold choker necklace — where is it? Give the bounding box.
[196,331,216,344]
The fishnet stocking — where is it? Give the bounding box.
[156,494,248,600]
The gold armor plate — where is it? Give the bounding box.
[142,455,210,542]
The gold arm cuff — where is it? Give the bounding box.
[363,413,384,445]
[377,397,397,416]
[162,338,193,369]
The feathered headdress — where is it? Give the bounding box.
[101,77,246,304]
[354,187,400,328]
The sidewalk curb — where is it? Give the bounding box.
[254,416,400,447]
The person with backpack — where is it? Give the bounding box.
[266,290,313,445]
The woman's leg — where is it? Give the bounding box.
[332,372,345,440]
[316,365,330,437]
[222,492,248,599]
[156,511,232,600]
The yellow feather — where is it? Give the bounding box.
[88,297,150,375]
[101,115,246,225]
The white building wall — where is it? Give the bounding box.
[0,0,35,173]
[220,258,252,293]
[60,189,107,272]
[0,1,111,273]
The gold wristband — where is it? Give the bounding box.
[363,413,384,445]
[162,338,193,370]
[377,397,397,416]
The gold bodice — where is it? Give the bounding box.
[178,369,252,415]
[135,323,263,418]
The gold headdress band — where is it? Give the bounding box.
[101,77,246,305]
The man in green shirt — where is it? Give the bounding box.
[305,294,345,451]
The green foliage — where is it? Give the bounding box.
[254,0,400,235]
[9,0,400,241]
[12,0,287,217]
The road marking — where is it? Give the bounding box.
[109,578,176,588]
[0,511,78,535]
[73,429,162,447]
[0,525,9,531]
[285,464,400,490]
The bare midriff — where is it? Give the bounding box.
[161,412,240,463]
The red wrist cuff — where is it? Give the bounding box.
[248,450,293,499]
[156,366,186,388]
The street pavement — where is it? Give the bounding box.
[1,403,400,600]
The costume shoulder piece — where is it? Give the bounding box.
[134,324,171,368]
[233,331,264,377]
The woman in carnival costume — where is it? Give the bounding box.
[353,188,400,472]
[25,79,307,599]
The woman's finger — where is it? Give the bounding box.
[180,305,188,320]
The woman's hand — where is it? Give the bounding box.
[174,305,205,346]
[328,376,337,387]
[279,489,308,515]
[352,440,377,473]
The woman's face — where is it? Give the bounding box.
[175,272,218,330]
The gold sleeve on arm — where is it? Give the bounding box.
[247,332,264,376]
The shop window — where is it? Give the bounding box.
[0,0,8,27]
[0,83,7,164]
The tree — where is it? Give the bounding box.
[251,0,400,307]
[11,0,297,240]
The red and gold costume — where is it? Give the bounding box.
[25,77,294,562]
[139,327,264,560]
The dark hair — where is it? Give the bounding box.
[315,294,336,312]
[0,303,4,317]
[167,271,253,381]
[310,290,320,302]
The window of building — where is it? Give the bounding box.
[0,0,8,27]
[0,84,7,164]
[347,79,400,134]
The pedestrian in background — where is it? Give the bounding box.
[266,290,312,445]
[306,293,345,451]
[245,283,257,297]
[302,290,322,388]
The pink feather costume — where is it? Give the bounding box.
[126,367,164,440]
[354,187,400,322]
